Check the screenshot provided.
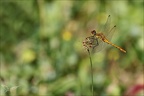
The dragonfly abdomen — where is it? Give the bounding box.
[103,39,126,53]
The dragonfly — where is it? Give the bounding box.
[82,15,126,53]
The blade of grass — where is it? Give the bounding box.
[87,49,94,96]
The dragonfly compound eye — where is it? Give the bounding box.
[91,30,96,35]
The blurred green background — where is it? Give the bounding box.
[0,0,143,96]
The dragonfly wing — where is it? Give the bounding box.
[101,15,111,36]
[102,15,116,41]
[96,15,116,52]
[91,38,105,53]
[106,25,116,41]
[99,26,116,51]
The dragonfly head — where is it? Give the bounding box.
[91,30,96,36]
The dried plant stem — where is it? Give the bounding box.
[87,49,94,96]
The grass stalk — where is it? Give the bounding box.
[87,49,94,96]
